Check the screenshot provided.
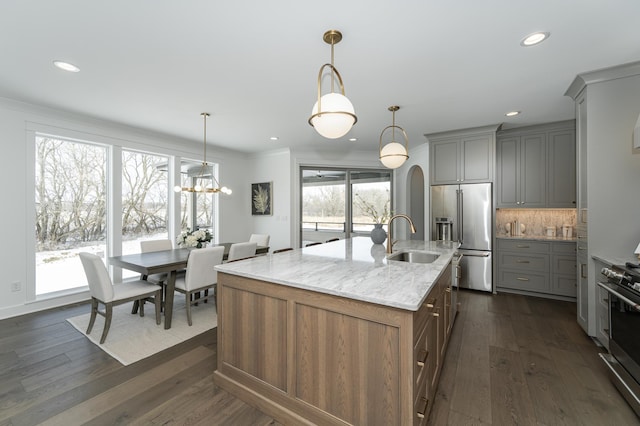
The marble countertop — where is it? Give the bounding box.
[215,237,459,311]
[496,234,577,242]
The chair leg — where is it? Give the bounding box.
[87,298,98,334]
[131,300,139,314]
[185,293,193,326]
[139,299,145,317]
[100,303,113,344]
[204,289,209,303]
[154,290,161,325]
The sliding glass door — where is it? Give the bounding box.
[300,167,391,247]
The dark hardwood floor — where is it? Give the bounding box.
[1,290,638,425]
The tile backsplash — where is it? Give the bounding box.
[496,209,577,237]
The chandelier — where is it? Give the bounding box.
[308,30,357,139]
[379,106,409,169]
[173,113,232,194]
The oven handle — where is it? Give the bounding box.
[597,281,640,312]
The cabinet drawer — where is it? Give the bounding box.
[499,252,549,271]
[552,242,576,254]
[499,270,550,293]
[552,275,577,297]
[553,255,577,275]
[414,296,435,343]
[497,239,550,253]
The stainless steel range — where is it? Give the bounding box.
[599,263,640,417]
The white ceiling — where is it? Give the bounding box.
[1,1,639,154]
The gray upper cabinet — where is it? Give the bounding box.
[547,129,577,207]
[496,121,575,208]
[427,125,500,185]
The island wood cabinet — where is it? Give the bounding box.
[427,125,499,185]
[214,264,453,426]
[496,120,576,208]
[497,239,576,300]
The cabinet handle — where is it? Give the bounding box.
[516,245,530,248]
[578,246,587,251]
[426,298,436,308]
[581,263,587,278]
[417,349,428,367]
[516,259,530,263]
[432,312,440,317]
[577,235,587,239]
[416,397,429,419]
[516,277,529,281]
[445,287,451,293]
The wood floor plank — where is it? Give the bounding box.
[489,346,536,426]
[519,349,580,425]
[449,316,492,423]
[488,311,520,352]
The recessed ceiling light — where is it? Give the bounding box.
[505,111,521,117]
[269,136,279,141]
[520,32,550,47]
[53,60,80,72]
[349,138,357,142]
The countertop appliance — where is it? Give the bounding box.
[431,183,492,292]
[598,264,640,417]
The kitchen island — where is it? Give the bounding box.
[213,237,459,425]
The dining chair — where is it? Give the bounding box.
[249,234,270,249]
[172,246,224,326]
[227,242,257,262]
[79,252,161,344]
[272,247,293,254]
[134,238,174,314]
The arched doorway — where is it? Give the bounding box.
[408,165,425,240]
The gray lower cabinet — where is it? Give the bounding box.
[593,257,610,350]
[497,239,576,299]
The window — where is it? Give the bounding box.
[178,160,216,236]
[35,135,107,295]
[300,167,391,246]
[121,150,169,279]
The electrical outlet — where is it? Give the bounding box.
[11,281,21,292]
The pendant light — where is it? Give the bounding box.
[379,105,409,169]
[173,113,232,194]
[308,30,357,139]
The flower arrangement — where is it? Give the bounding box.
[355,194,391,224]
[176,228,212,248]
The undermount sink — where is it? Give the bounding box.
[387,250,440,264]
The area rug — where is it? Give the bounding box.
[66,296,217,366]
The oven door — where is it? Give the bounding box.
[598,281,640,416]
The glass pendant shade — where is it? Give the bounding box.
[380,142,409,169]
[379,105,409,169]
[310,93,356,139]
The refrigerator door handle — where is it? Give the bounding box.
[458,189,464,244]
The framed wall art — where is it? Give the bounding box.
[251,182,272,215]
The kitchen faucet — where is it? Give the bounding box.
[386,214,417,254]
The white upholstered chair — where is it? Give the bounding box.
[248,234,270,248]
[227,242,257,262]
[79,252,161,344]
[133,238,174,314]
[173,246,225,325]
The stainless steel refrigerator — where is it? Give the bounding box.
[430,183,492,292]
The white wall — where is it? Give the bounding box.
[249,149,292,252]
[0,97,251,319]
[587,74,640,260]
[394,142,430,240]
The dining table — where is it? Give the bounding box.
[109,243,269,329]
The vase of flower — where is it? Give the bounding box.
[370,223,387,245]
[177,228,212,249]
